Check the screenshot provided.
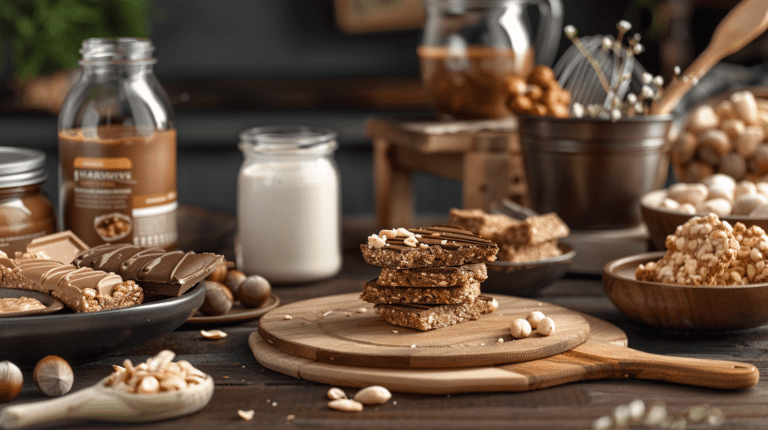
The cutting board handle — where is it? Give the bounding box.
[577,341,759,390]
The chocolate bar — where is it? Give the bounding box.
[73,244,223,296]
[25,230,90,264]
[0,253,143,312]
[360,226,498,269]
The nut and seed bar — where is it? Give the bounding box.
[374,295,497,331]
[494,213,570,246]
[497,241,563,263]
[360,226,498,269]
[73,244,223,296]
[636,214,738,286]
[0,252,143,312]
[376,263,487,287]
[715,223,768,285]
[448,208,518,240]
[361,279,481,305]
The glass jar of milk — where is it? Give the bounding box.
[236,126,342,284]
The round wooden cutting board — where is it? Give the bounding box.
[258,293,590,368]
[251,311,759,393]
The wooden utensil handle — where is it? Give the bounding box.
[0,387,97,429]
[574,341,759,390]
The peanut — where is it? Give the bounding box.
[354,386,392,405]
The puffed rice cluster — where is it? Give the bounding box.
[637,214,768,286]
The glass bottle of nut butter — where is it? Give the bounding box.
[58,38,177,249]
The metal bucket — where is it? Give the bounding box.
[519,115,673,229]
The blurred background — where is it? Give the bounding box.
[2,0,767,217]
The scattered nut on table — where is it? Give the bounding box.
[353,386,392,405]
[328,398,364,412]
[200,329,227,339]
[33,355,74,397]
[510,319,532,339]
[327,387,347,400]
[238,409,255,420]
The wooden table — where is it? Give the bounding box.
[5,207,768,429]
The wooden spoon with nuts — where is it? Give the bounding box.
[0,367,213,428]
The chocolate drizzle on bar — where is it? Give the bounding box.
[384,225,496,250]
[73,244,223,296]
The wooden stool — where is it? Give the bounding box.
[366,116,529,228]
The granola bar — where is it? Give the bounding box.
[636,214,738,286]
[0,252,143,312]
[448,208,518,239]
[361,280,481,305]
[360,226,498,269]
[497,241,562,262]
[715,223,768,285]
[495,213,570,245]
[376,263,487,287]
[374,295,497,331]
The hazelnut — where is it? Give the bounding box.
[548,103,569,118]
[0,361,23,402]
[714,99,735,120]
[670,132,697,164]
[526,311,546,329]
[720,118,746,141]
[719,153,747,181]
[33,355,74,397]
[528,65,557,89]
[686,105,719,134]
[736,126,764,158]
[531,103,548,116]
[681,161,714,183]
[508,95,533,115]
[751,145,768,174]
[236,275,271,308]
[698,129,731,158]
[510,318,532,339]
[199,281,234,316]
[205,260,229,283]
[526,85,544,102]
[224,269,247,295]
[505,76,527,96]
[537,317,556,336]
[731,90,759,125]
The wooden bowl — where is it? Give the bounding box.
[640,189,768,250]
[603,252,768,330]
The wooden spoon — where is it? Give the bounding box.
[650,0,768,115]
[0,375,214,429]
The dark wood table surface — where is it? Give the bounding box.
[4,207,768,430]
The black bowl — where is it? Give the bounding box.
[482,244,576,296]
[0,282,205,368]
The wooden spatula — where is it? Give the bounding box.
[650,0,768,115]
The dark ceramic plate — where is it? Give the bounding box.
[0,282,205,369]
[186,293,281,325]
[0,289,64,318]
[483,244,576,296]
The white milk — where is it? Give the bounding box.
[236,156,341,283]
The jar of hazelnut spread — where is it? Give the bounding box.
[58,38,177,249]
[0,147,56,253]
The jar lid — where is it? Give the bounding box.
[79,38,155,62]
[0,147,48,188]
[239,126,338,155]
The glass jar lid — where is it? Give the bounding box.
[239,126,338,155]
[79,38,155,63]
[0,147,47,188]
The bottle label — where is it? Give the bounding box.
[59,127,178,248]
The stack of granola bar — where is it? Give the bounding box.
[359,226,499,331]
